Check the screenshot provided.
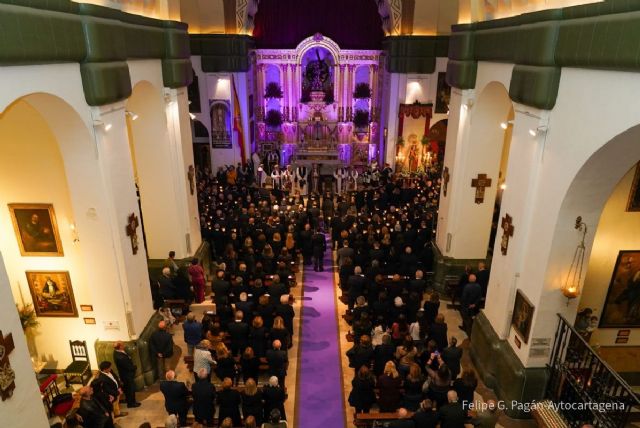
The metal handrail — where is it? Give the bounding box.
[554,313,640,404]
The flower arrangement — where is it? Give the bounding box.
[17,303,39,331]
[353,82,372,99]
[353,109,370,129]
[264,82,283,99]
[265,109,283,128]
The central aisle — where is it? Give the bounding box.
[297,237,346,428]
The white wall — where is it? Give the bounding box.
[578,167,640,346]
[0,253,48,428]
[0,64,146,368]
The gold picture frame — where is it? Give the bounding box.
[8,203,63,256]
[26,271,78,317]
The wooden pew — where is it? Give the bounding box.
[355,411,414,427]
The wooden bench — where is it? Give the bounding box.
[355,411,414,427]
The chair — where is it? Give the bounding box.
[63,340,91,387]
[40,374,74,417]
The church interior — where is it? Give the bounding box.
[1,0,640,427]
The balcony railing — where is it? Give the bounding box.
[547,314,640,428]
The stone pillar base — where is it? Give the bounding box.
[470,312,548,419]
[95,311,165,390]
[432,242,490,293]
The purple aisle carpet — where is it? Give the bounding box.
[297,238,346,428]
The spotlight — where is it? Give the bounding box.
[93,120,112,132]
[529,128,537,137]
[500,183,507,190]
[189,112,196,120]
[104,123,112,131]
[126,110,138,120]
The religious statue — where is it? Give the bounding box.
[334,166,348,195]
[311,164,321,194]
[295,165,309,196]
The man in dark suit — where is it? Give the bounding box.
[412,399,438,428]
[409,270,427,295]
[159,370,190,426]
[347,266,367,310]
[311,228,327,272]
[268,274,287,305]
[113,341,140,408]
[438,391,466,428]
[441,337,463,380]
[76,385,111,428]
[227,310,250,356]
[266,339,288,386]
[149,321,174,378]
[192,369,216,426]
[91,361,123,420]
[158,267,177,302]
[476,262,490,300]
[460,274,483,333]
[337,240,354,268]
[299,223,313,265]
[212,269,231,304]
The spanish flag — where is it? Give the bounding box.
[232,75,247,165]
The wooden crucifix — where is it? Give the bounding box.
[126,213,140,255]
[471,173,492,204]
[0,330,16,401]
[443,167,450,197]
[501,214,514,255]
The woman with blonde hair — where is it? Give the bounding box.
[285,232,295,251]
[270,316,289,349]
[250,316,267,357]
[218,378,242,426]
[242,378,264,425]
[377,361,402,412]
[403,363,425,411]
[215,345,237,382]
[271,232,283,256]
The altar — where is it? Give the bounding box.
[251,33,383,171]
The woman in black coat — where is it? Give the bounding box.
[346,335,374,372]
[377,361,402,412]
[249,316,268,357]
[348,366,377,414]
[427,313,448,351]
[240,347,261,383]
[241,378,264,426]
[217,378,242,427]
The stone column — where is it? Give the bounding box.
[370,64,379,121]
[338,64,346,121]
[346,64,355,121]
[280,63,289,121]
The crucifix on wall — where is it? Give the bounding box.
[471,173,492,204]
[501,213,514,255]
[0,330,16,401]
[126,213,140,255]
[443,167,450,197]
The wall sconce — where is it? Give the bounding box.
[562,216,588,303]
[69,223,80,243]
[189,112,196,120]
[125,110,138,120]
[500,120,514,130]
[528,125,548,137]
[93,120,112,131]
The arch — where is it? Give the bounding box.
[295,34,342,66]
[542,124,640,327]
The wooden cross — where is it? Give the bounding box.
[0,330,16,401]
[471,173,492,204]
[126,213,140,255]
[501,214,514,255]
[442,167,450,196]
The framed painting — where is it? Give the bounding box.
[8,203,63,256]
[627,163,640,211]
[600,251,640,328]
[511,289,534,344]
[26,271,78,317]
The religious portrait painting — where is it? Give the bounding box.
[435,72,451,114]
[600,250,640,328]
[511,289,534,344]
[8,203,63,256]
[26,271,78,317]
[627,163,640,211]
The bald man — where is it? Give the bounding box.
[159,371,189,426]
[113,341,140,408]
[438,391,466,428]
[266,340,288,387]
[76,385,111,428]
[150,321,174,378]
[460,274,482,333]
